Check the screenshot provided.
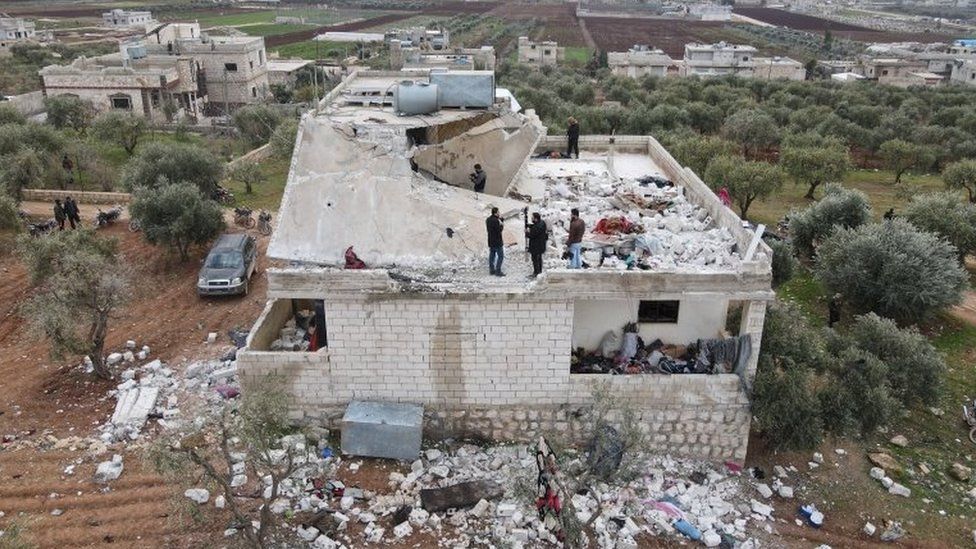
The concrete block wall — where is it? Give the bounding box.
[239,292,753,460]
[22,189,131,204]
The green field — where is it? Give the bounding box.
[223,156,291,211]
[166,10,277,26]
[269,40,366,60]
[237,23,317,37]
[563,47,594,66]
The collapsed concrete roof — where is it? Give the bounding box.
[269,70,769,286]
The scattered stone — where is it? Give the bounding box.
[755,483,773,499]
[812,452,824,464]
[870,467,886,480]
[888,483,911,498]
[425,449,443,461]
[864,522,876,536]
[702,530,722,547]
[918,463,931,475]
[51,508,63,516]
[834,448,847,456]
[223,528,238,537]
[950,463,972,482]
[496,502,517,517]
[270,498,290,514]
[808,462,820,470]
[94,454,124,483]
[880,522,904,542]
[881,477,894,489]
[889,435,908,448]
[777,486,794,499]
[429,465,449,479]
[125,340,136,350]
[215,495,226,509]
[750,500,773,517]
[470,499,490,518]
[106,353,122,366]
[929,407,944,417]
[773,465,788,478]
[297,525,319,542]
[184,488,209,504]
[207,332,218,344]
[393,521,412,539]
[868,453,902,473]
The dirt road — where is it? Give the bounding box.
[0,225,269,547]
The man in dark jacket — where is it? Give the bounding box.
[526,212,548,278]
[486,207,505,276]
[566,117,580,159]
[470,164,486,193]
[53,199,66,231]
[64,196,80,229]
[566,207,584,268]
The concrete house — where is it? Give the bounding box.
[861,58,930,87]
[390,42,496,71]
[951,59,976,86]
[0,15,36,56]
[517,36,565,67]
[102,9,155,28]
[681,42,757,78]
[608,46,674,79]
[237,69,772,461]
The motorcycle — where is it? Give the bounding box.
[94,206,122,228]
[234,207,256,229]
[28,218,57,237]
[257,210,273,236]
[213,184,234,205]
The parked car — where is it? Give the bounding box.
[197,233,257,297]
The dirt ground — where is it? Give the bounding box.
[0,224,269,548]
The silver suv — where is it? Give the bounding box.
[197,234,257,296]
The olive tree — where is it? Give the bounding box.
[121,142,223,196]
[903,192,976,261]
[815,219,968,324]
[0,194,20,230]
[269,118,298,159]
[670,135,738,177]
[879,138,933,184]
[0,104,26,126]
[92,111,147,156]
[129,182,226,261]
[943,159,976,203]
[780,139,851,199]
[44,95,95,134]
[17,230,128,379]
[233,104,283,147]
[704,155,784,219]
[721,108,780,157]
[789,184,871,257]
[226,161,265,195]
[0,148,45,200]
[819,348,897,437]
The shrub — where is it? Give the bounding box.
[879,138,934,184]
[120,142,223,196]
[815,219,968,324]
[721,108,780,157]
[92,111,147,156]
[44,95,95,133]
[0,103,26,125]
[760,301,827,371]
[670,135,737,176]
[704,156,784,219]
[820,348,897,437]
[766,239,797,287]
[848,313,945,406]
[780,138,851,199]
[903,192,976,261]
[0,194,21,230]
[943,159,976,203]
[129,183,226,261]
[789,184,870,257]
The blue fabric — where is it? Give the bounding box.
[568,243,582,269]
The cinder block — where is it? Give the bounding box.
[341,401,423,461]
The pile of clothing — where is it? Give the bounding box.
[570,323,751,376]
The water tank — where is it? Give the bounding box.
[127,44,147,60]
[393,81,439,116]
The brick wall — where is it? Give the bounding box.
[239,293,753,460]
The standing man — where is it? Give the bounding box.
[53,199,66,231]
[566,208,584,269]
[827,293,842,328]
[470,164,487,193]
[486,207,505,276]
[64,196,80,230]
[566,117,580,159]
[526,212,548,278]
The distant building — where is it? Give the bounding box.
[390,41,495,71]
[385,28,449,50]
[861,58,932,87]
[681,42,757,77]
[267,59,313,89]
[687,3,732,21]
[607,45,673,78]
[102,9,154,28]
[752,56,806,81]
[39,23,270,119]
[0,15,36,56]
[951,59,976,87]
[517,36,564,67]
[831,71,866,82]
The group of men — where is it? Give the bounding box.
[485,207,585,278]
[479,117,586,278]
[53,196,81,230]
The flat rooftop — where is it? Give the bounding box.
[268,70,760,289]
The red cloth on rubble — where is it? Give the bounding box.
[593,216,633,235]
[344,246,366,269]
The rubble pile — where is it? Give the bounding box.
[537,169,740,272]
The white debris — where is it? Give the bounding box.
[207,332,218,344]
[702,530,722,547]
[425,449,443,461]
[864,522,876,536]
[297,525,319,541]
[812,452,824,464]
[93,454,124,483]
[184,488,209,504]
[888,483,911,497]
[750,500,773,517]
[106,353,123,365]
[755,483,773,499]
[270,498,290,514]
[393,521,412,539]
[869,467,886,480]
[777,486,794,499]
[215,495,226,509]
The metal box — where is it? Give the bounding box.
[341,401,423,461]
[430,70,495,109]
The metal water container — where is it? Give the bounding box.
[393,81,439,116]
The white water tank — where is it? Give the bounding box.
[393,81,439,116]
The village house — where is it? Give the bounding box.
[0,14,37,56]
[517,36,565,67]
[39,23,270,119]
[102,9,155,28]
[390,41,496,71]
[385,27,450,50]
[680,42,757,78]
[951,58,976,87]
[237,69,772,461]
[607,46,674,79]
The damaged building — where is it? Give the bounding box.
[238,69,772,461]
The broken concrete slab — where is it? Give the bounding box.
[341,401,422,461]
[184,488,209,504]
[93,454,123,483]
[420,480,504,513]
[110,387,159,430]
